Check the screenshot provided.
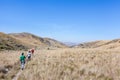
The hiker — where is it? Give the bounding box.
[31,48,35,55]
[20,53,26,70]
[27,50,32,61]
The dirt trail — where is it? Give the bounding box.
[12,52,35,80]
[12,70,22,80]
[12,62,27,80]
[12,60,28,80]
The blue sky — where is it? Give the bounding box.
[0,0,120,43]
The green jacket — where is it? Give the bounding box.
[20,55,26,61]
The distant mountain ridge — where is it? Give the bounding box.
[63,42,78,47]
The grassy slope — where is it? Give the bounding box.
[9,33,68,49]
[16,48,120,80]
[77,39,120,49]
[0,32,28,50]
[0,32,67,51]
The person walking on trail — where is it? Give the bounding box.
[20,53,26,70]
[27,50,32,61]
[31,48,35,55]
[30,48,35,57]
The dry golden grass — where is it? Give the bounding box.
[17,48,120,80]
[0,51,21,65]
[1,48,120,80]
[0,50,27,80]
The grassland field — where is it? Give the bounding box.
[0,48,120,80]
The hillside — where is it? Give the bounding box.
[0,32,67,50]
[44,38,68,48]
[76,39,120,49]
[9,32,67,49]
[0,32,28,50]
[98,39,120,49]
[2,32,120,50]
[75,40,110,48]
